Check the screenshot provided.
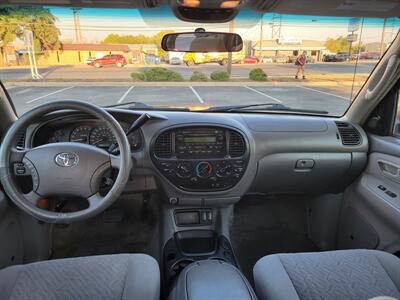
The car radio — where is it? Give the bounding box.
[152,126,249,192]
[175,128,226,159]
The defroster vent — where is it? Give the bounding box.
[229,131,246,157]
[335,122,361,146]
[154,132,172,158]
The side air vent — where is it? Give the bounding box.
[16,132,26,150]
[229,131,246,157]
[154,132,172,158]
[335,122,361,146]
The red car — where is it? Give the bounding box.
[243,57,259,64]
[90,54,127,68]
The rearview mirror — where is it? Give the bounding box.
[161,32,243,52]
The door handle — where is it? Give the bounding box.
[378,160,400,182]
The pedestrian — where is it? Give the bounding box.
[295,51,307,79]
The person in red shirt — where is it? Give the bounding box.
[295,51,307,79]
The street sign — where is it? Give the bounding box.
[347,34,358,42]
[348,18,360,32]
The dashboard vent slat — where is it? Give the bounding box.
[229,131,246,157]
[154,132,172,158]
[335,122,361,146]
[16,132,26,150]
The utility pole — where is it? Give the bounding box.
[227,19,234,75]
[72,8,83,43]
[259,13,264,61]
[380,18,388,57]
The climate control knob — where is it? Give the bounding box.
[176,162,192,179]
[195,161,213,178]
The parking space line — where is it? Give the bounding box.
[189,86,204,104]
[26,86,75,104]
[244,86,282,103]
[117,86,135,103]
[299,86,349,100]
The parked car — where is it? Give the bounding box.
[359,52,381,59]
[89,54,127,68]
[335,52,349,62]
[243,57,259,64]
[84,57,96,65]
[275,56,289,63]
[322,54,337,62]
[261,56,274,63]
[169,57,183,65]
[145,54,161,65]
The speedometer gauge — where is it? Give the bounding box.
[90,125,116,149]
[70,125,91,144]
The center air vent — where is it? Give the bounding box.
[335,122,361,146]
[229,131,246,157]
[154,132,172,158]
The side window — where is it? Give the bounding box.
[394,94,400,137]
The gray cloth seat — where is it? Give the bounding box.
[0,253,160,300]
[253,249,400,300]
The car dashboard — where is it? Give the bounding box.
[20,108,369,206]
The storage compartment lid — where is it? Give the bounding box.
[168,260,257,300]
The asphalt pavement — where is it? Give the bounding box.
[6,84,353,116]
[0,61,376,81]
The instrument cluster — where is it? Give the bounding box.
[35,121,142,153]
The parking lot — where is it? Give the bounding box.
[7,84,353,116]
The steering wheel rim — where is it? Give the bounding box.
[0,100,132,224]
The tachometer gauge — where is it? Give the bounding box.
[90,125,116,149]
[70,125,91,144]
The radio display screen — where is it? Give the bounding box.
[183,136,217,144]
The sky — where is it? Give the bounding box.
[48,6,400,45]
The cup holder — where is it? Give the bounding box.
[170,258,195,278]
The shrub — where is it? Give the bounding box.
[210,71,230,81]
[190,71,208,81]
[142,67,183,81]
[249,68,267,81]
[130,72,146,81]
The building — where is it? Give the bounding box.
[41,43,159,65]
[252,38,327,61]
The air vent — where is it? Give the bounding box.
[229,131,246,157]
[154,132,172,158]
[16,132,26,150]
[335,122,361,146]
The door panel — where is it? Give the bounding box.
[338,134,400,254]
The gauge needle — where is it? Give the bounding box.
[71,138,87,143]
[92,138,105,145]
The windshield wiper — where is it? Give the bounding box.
[204,102,328,115]
[105,100,190,111]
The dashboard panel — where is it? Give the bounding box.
[32,118,142,153]
[20,108,369,207]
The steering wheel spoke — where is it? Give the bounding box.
[10,147,29,163]
[88,193,104,208]
[24,191,41,206]
[110,154,121,169]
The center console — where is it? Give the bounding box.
[151,126,249,191]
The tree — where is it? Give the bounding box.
[325,35,366,54]
[101,30,174,56]
[0,6,60,52]
[325,36,350,53]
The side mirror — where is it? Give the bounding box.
[161,32,243,53]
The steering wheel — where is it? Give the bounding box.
[0,100,132,224]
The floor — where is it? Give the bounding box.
[230,194,318,286]
[51,194,160,260]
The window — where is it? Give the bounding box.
[311,50,317,56]
[293,50,299,56]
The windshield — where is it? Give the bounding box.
[0,5,399,116]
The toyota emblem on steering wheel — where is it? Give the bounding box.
[54,152,79,167]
